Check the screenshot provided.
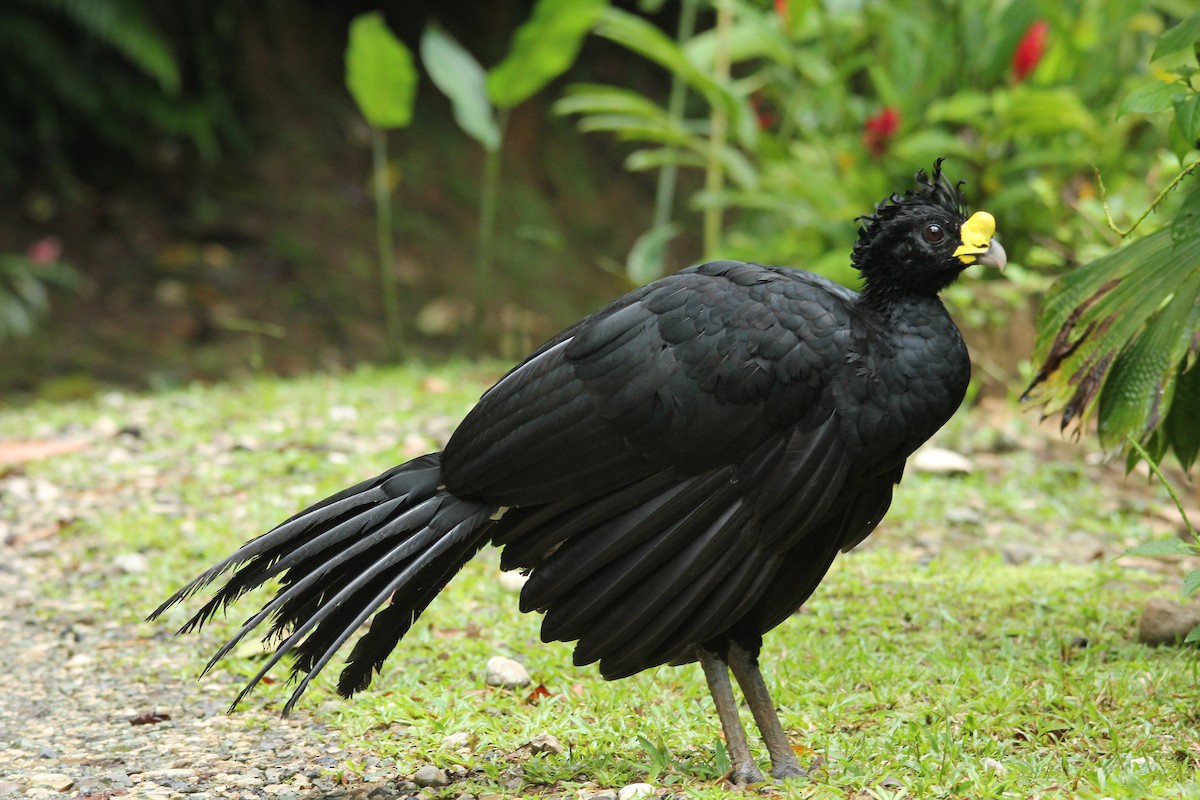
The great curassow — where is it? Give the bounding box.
[152,160,1005,784]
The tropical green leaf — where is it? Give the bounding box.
[1173,95,1200,145]
[1096,265,1200,449]
[1185,570,1200,597]
[1121,539,1196,558]
[345,13,417,130]
[1152,11,1200,62]
[554,84,670,119]
[626,222,681,283]
[593,7,753,149]
[1162,358,1200,470]
[421,24,500,151]
[1185,624,1200,643]
[1118,80,1186,117]
[1023,228,1200,462]
[624,148,707,172]
[1173,184,1200,244]
[685,3,793,68]
[486,0,608,109]
[575,114,699,148]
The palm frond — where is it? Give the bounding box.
[1023,227,1200,470]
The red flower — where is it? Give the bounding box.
[1012,20,1048,82]
[863,107,900,157]
[750,93,778,130]
[775,0,788,24]
[26,236,62,264]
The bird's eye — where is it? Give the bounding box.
[923,224,945,244]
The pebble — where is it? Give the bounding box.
[981,757,1008,777]
[912,446,973,475]
[112,552,150,573]
[1138,596,1200,644]
[442,731,472,749]
[617,783,654,800]
[485,655,531,688]
[412,765,450,787]
[529,733,564,755]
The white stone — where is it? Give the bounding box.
[441,732,471,749]
[912,446,974,475]
[485,655,531,688]
[618,783,654,800]
[112,552,150,573]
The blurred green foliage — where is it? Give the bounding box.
[0,0,242,185]
[559,0,1189,291]
[1024,11,1200,473]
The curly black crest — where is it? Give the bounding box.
[856,158,968,235]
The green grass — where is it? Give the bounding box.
[2,364,1197,799]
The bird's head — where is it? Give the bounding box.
[851,159,1006,303]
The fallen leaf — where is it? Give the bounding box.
[525,684,552,704]
[128,712,170,726]
[0,439,89,467]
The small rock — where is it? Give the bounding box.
[1001,543,1038,565]
[441,732,471,749]
[412,765,449,788]
[912,446,973,475]
[1138,596,1200,645]
[485,655,531,688]
[617,783,654,800]
[580,793,617,800]
[0,784,24,795]
[29,774,74,792]
[112,552,150,573]
[529,733,564,755]
[981,756,1007,777]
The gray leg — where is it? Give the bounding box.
[727,641,806,779]
[697,646,765,786]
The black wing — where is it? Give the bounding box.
[442,261,860,504]
[439,261,898,676]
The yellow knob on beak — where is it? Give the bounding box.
[953,211,1006,270]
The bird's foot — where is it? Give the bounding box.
[769,754,825,780]
[728,764,766,787]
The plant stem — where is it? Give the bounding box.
[372,127,401,359]
[703,0,733,256]
[475,109,510,355]
[1096,159,1199,238]
[653,0,699,236]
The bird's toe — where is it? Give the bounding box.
[728,765,766,787]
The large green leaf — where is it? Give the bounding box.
[1024,227,1200,467]
[1117,80,1187,117]
[486,0,608,110]
[345,13,417,130]
[554,83,673,119]
[421,24,500,152]
[1152,10,1200,62]
[593,7,755,150]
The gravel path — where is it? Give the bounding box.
[0,416,424,800]
[0,538,421,800]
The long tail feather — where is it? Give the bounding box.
[151,452,496,711]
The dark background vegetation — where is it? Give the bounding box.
[0,0,1193,410]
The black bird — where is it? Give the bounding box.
[152,161,1005,784]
